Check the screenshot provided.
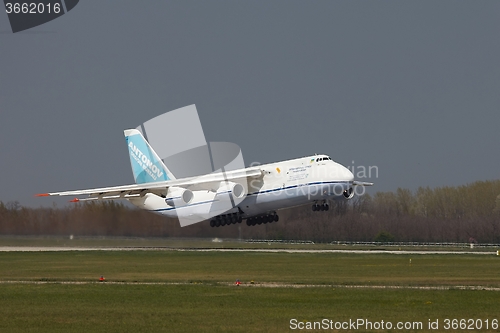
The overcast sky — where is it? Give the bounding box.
[1,1,499,207]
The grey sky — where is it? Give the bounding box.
[1,1,499,207]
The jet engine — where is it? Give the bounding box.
[164,187,194,206]
[215,182,246,200]
[343,187,354,200]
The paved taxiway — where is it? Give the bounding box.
[0,247,495,255]
[0,280,498,291]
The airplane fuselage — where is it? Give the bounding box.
[129,154,354,223]
[37,125,372,228]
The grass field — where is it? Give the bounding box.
[1,251,499,286]
[0,247,499,332]
[1,284,499,333]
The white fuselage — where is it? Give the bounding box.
[128,154,354,221]
[39,125,372,228]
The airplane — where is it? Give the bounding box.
[37,129,373,227]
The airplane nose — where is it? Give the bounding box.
[342,166,354,181]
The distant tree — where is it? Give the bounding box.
[374,231,395,242]
[5,201,20,211]
[396,188,414,216]
[352,194,372,214]
[494,194,500,215]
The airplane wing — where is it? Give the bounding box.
[36,168,264,202]
[352,181,374,186]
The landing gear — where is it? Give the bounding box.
[312,202,329,212]
[245,212,279,227]
[210,213,243,228]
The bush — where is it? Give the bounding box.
[374,231,395,242]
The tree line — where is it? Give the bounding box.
[1,180,499,243]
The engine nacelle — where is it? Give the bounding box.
[215,182,246,200]
[343,187,354,200]
[164,187,194,206]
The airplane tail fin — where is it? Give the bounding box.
[124,129,175,183]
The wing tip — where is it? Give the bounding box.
[352,181,374,186]
[35,193,50,197]
[69,198,80,203]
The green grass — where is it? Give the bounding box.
[0,285,499,333]
[0,251,499,286]
[0,250,499,332]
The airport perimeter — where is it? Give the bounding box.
[0,237,499,332]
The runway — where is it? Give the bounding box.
[0,246,496,255]
[0,280,498,291]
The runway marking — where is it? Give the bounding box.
[0,246,496,255]
[0,280,498,291]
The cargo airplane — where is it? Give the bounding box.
[37,129,373,227]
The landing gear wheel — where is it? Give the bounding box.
[324,204,329,211]
[312,204,317,211]
[274,215,279,222]
[210,220,215,227]
[215,220,221,227]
